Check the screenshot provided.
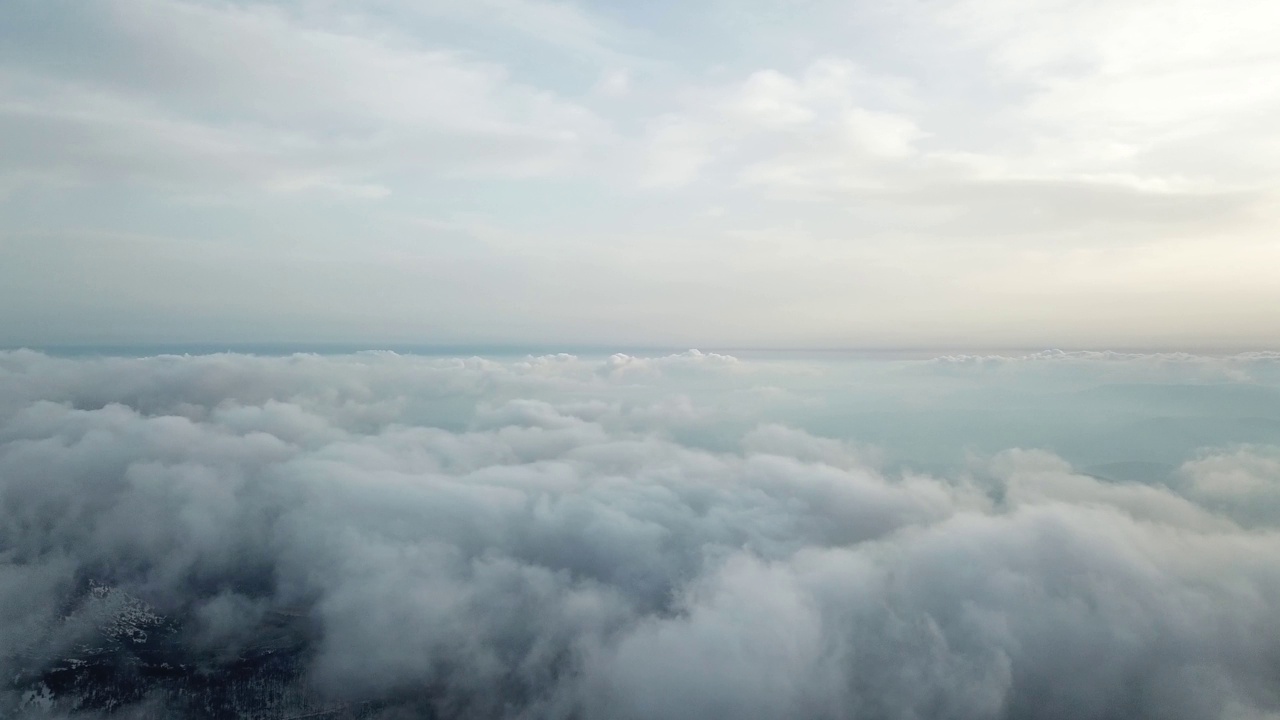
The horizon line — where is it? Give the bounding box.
[5,342,1280,359]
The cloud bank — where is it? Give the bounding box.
[3,350,1280,718]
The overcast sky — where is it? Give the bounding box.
[2,0,1278,350]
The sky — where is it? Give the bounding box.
[2,0,1279,350]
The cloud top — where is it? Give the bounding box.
[3,351,1280,718]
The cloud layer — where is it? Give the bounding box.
[3,350,1280,718]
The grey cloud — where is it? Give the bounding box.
[3,351,1280,718]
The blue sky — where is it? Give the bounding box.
[2,0,1278,349]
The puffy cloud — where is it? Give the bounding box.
[1177,447,1280,529]
[3,351,1280,718]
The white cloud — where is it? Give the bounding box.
[3,351,1280,716]
[638,115,715,188]
[1178,447,1280,528]
[0,0,610,195]
[638,58,927,191]
[595,69,632,97]
[726,70,818,129]
[938,0,1280,185]
[392,0,635,65]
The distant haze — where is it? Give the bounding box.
[2,0,1279,348]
